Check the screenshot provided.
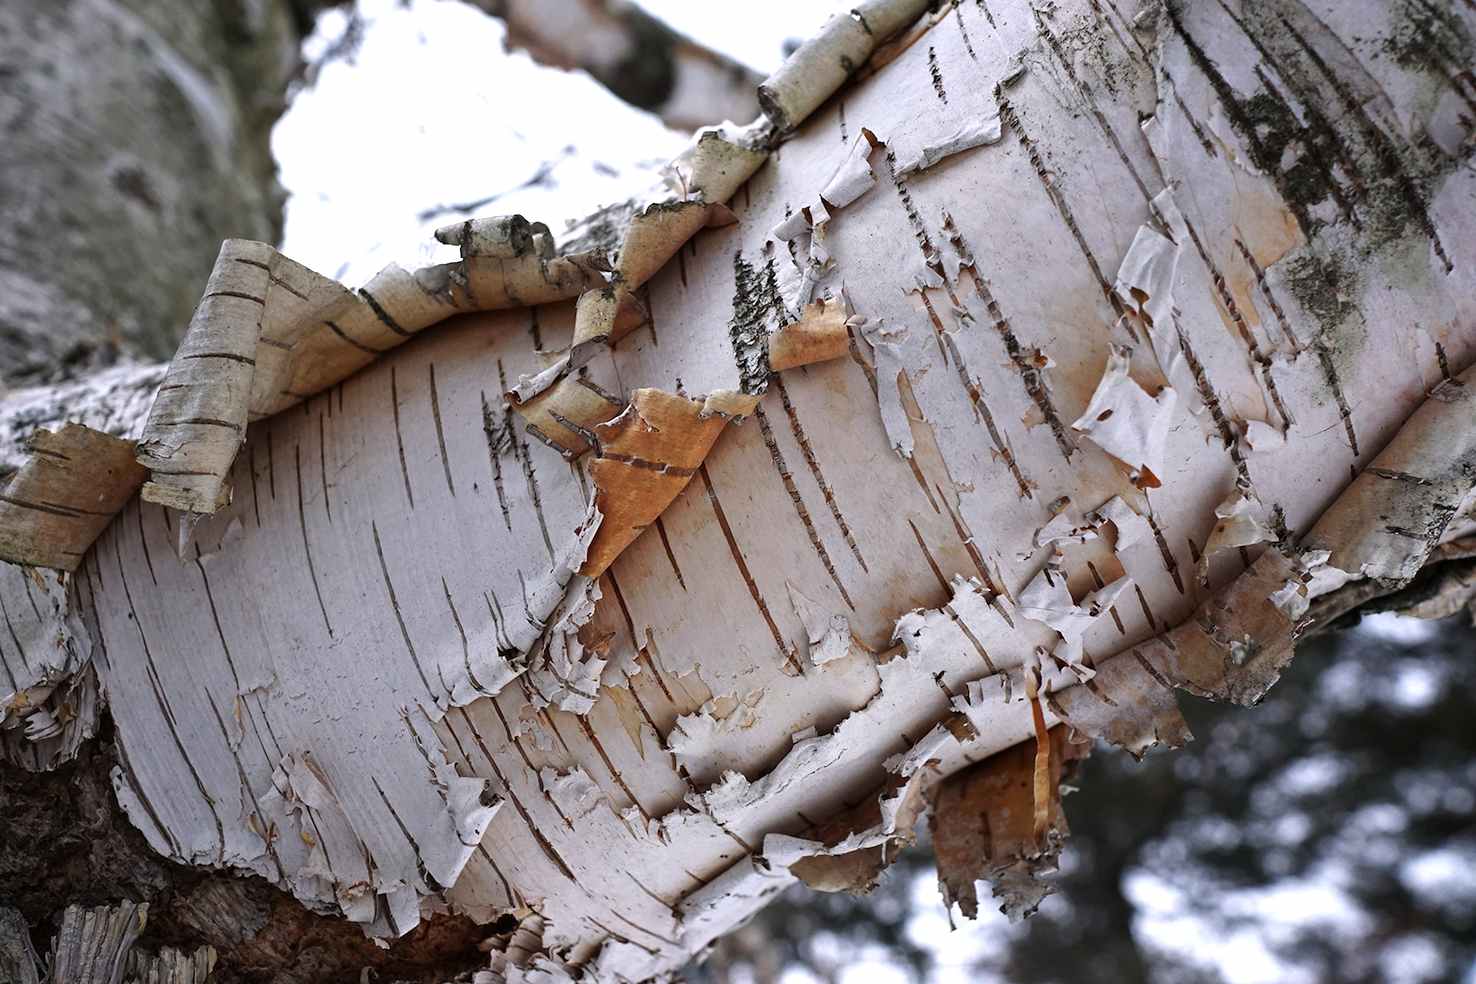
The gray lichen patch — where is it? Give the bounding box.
[1166,0,1463,268]
[727,250,781,395]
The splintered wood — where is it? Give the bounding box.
[0,565,97,771]
[4,0,1475,977]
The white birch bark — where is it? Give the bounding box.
[3,0,1475,980]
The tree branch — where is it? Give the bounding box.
[473,0,764,129]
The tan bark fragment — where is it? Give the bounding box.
[1049,654,1191,760]
[582,388,757,577]
[930,725,1087,920]
[513,374,628,457]
[767,297,850,372]
[0,425,147,571]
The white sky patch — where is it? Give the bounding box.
[1354,611,1440,646]
[275,0,844,287]
[1275,755,1348,797]
[905,870,1016,982]
[1390,661,1443,709]
[1400,846,1476,911]
[839,957,912,984]
[1128,869,1375,984]
[1379,935,1446,984]
[634,0,842,72]
[274,0,685,282]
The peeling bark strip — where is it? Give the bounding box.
[583,388,757,578]
[0,426,147,571]
[5,0,1476,978]
[2,900,218,984]
[931,726,1087,920]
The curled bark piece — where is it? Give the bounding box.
[615,201,729,288]
[768,296,850,372]
[820,128,884,207]
[135,241,358,513]
[513,372,628,456]
[263,250,602,416]
[1070,344,1178,489]
[417,212,605,328]
[433,214,538,257]
[1198,489,1275,584]
[564,196,740,366]
[243,248,360,416]
[893,114,1003,177]
[137,235,606,517]
[525,128,766,408]
[0,424,147,571]
[670,127,770,204]
[786,579,850,666]
[1017,562,1132,677]
[758,0,934,131]
[134,241,273,513]
[930,725,1087,920]
[570,283,646,362]
[582,388,758,577]
[765,796,900,894]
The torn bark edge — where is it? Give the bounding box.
[929,725,1089,922]
[581,388,758,579]
[758,369,1476,925]
[1140,367,1476,706]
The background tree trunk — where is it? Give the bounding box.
[0,0,315,384]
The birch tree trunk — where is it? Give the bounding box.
[3,0,1475,982]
